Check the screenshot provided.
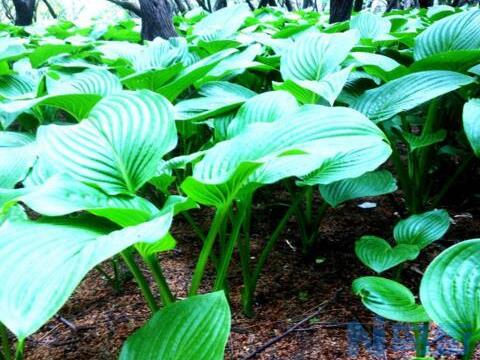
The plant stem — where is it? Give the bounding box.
[463,338,477,360]
[143,254,175,306]
[413,322,429,358]
[189,206,230,296]
[13,340,24,360]
[305,186,313,224]
[214,199,250,291]
[251,195,303,287]
[121,250,158,312]
[0,323,11,360]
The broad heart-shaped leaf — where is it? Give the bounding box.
[0,132,36,189]
[463,99,480,157]
[0,208,178,339]
[119,292,231,360]
[156,49,237,101]
[275,66,353,106]
[420,239,480,344]
[350,12,391,40]
[402,129,447,151]
[413,9,480,61]
[355,236,420,273]
[175,81,256,122]
[226,90,299,138]
[280,30,359,82]
[0,69,123,127]
[2,174,159,227]
[353,277,430,323]
[192,4,250,41]
[353,70,474,123]
[0,74,36,100]
[0,94,102,128]
[394,209,450,250]
[46,68,122,96]
[37,91,177,196]
[182,106,391,207]
[121,63,184,92]
[319,170,397,207]
[470,64,480,76]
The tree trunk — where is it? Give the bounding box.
[386,0,398,10]
[329,0,353,23]
[303,0,313,8]
[258,0,276,7]
[12,0,35,26]
[213,0,226,10]
[139,0,177,41]
[284,0,293,10]
[418,0,433,7]
[353,0,362,11]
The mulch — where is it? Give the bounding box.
[23,187,480,359]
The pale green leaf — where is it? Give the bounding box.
[320,170,397,207]
[353,276,430,323]
[463,99,480,157]
[353,71,473,123]
[37,90,177,195]
[355,236,419,273]
[119,292,231,360]
[394,209,450,250]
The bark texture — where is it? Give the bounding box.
[139,0,177,40]
[329,0,353,23]
[12,0,35,26]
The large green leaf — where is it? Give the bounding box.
[420,239,480,344]
[0,209,177,339]
[355,236,419,273]
[121,63,184,92]
[0,132,36,189]
[37,90,177,195]
[3,174,159,227]
[353,71,473,123]
[414,9,480,61]
[182,105,391,206]
[280,30,359,82]
[226,90,299,138]
[119,292,231,360]
[350,12,391,39]
[463,99,480,157]
[192,4,250,41]
[0,69,123,126]
[0,74,36,100]
[175,81,256,121]
[156,49,237,101]
[353,276,430,323]
[319,170,397,207]
[393,209,450,250]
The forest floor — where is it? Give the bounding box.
[24,188,480,360]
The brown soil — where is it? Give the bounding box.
[22,189,480,360]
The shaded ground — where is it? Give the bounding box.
[23,189,480,360]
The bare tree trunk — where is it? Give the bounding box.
[139,0,177,40]
[173,0,186,12]
[213,0,226,10]
[353,0,362,11]
[418,0,433,7]
[12,0,35,25]
[258,0,276,7]
[329,0,353,23]
[302,0,313,8]
[285,0,293,10]
[386,0,398,10]
[1,0,15,21]
[41,0,57,18]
